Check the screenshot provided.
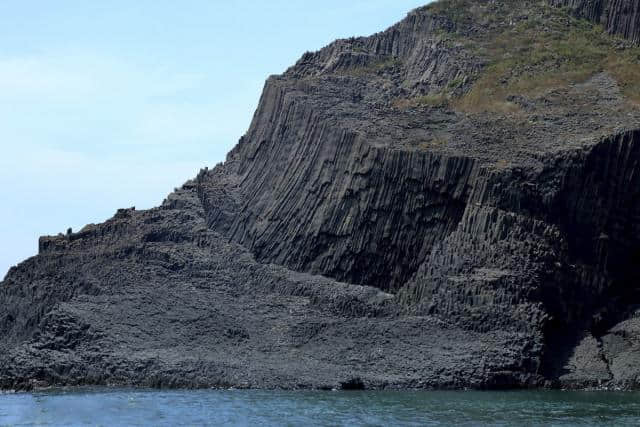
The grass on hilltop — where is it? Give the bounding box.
[404,0,640,113]
[457,7,640,112]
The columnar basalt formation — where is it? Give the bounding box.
[2,0,640,391]
[550,0,640,43]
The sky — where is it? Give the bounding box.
[0,0,430,278]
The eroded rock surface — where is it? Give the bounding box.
[2,0,640,390]
[550,0,640,43]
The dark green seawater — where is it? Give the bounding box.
[1,389,639,426]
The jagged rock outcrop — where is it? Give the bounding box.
[2,0,640,391]
[550,0,640,43]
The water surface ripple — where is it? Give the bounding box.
[1,389,639,426]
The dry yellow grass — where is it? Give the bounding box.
[419,0,640,112]
[454,6,640,112]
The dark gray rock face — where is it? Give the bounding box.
[550,0,640,42]
[0,187,535,391]
[2,0,640,391]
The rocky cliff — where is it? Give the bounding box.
[2,0,640,391]
[550,0,640,43]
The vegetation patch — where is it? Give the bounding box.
[346,56,404,78]
[424,0,640,113]
[393,92,450,109]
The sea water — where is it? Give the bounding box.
[1,388,639,426]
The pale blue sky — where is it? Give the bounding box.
[0,1,430,277]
